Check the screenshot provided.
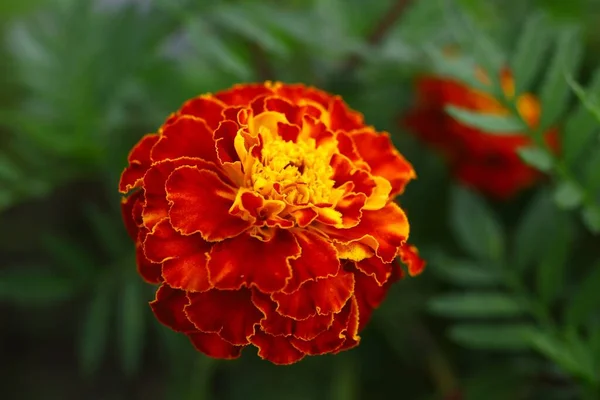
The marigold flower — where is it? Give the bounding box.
[119,82,424,365]
[404,68,558,199]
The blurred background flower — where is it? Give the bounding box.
[1,0,600,399]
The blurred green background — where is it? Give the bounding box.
[1,0,600,399]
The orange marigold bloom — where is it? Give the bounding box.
[404,68,558,199]
[119,82,424,365]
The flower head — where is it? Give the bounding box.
[404,67,558,199]
[119,82,423,365]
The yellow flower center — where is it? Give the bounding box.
[251,136,337,205]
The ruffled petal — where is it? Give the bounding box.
[143,218,211,292]
[188,332,243,359]
[252,292,334,340]
[121,190,143,240]
[207,230,300,293]
[166,166,251,241]
[150,284,196,332]
[186,288,263,345]
[150,116,219,164]
[119,134,159,193]
[399,243,426,277]
[215,83,275,106]
[272,269,354,320]
[352,129,416,196]
[142,158,221,230]
[136,227,163,283]
[356,255,393,286]
[283,230,340,293]
[290,296,360,355]
[178,95,226,131]
[250,331,306,365]
[214,120,240,164]
[329,97,364,131]
[319,202,409,263]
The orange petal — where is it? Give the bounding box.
[265,97,301,126]
[187,331,243,360]
[289,208,318,227]
[352,129,416,197]
[356,255,393,286]
[207,230,300,293]
[166,166,251,241]
[319,202,409,263]
[252,291,334,340]
[214,120,240,165]
[277,122,301,142]
[150,284,196,332]
[150,116,219,164]
[399,243,426,277]
[214,83,275,106]
[250,331,306,365]
[118,134,159,193]
[329,97,364,131]
[274,83,332,110]
[283,230,341,293]
[143,218,211,291]
[290,296,360,355]
[335,131,369,170]
[272,269,354,320]
[186,288,263,345]
[330,154,376,196]
[178,95,226,131]
[142,158,221,230]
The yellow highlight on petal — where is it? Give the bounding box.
[335,242,374,261]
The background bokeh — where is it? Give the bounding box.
[1,0,600,399]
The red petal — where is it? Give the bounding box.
[274,83,332,110]
[319,202,409,263]
[214,120,240,164]
[186,288,263,345]
[166,166,251,241]
[331,154,376,196]
[207,230,300,293]
[250,331,306,365]
[136,227,162,283]
[283,230,341,293]
[265,97,301,126]
[329,97,364,131]
[336,297,360,352]
[278,122,301,142]
[252,292,334,340]
[290,296,360,356]
[399,243,426,277]
[142,158,220,230]
[188,332,243,359]
[335,131,368,169]
[334,193,367,228]
[352,129,416,197]
[301,114,334,146]
[150,116,219,164]
[178,96,226,131]
[355,256,393,286]
[150,284,196,332]
[215,84,275,106]
[350,263,396,331]
[143,218,211,292]
[289,208,318,227]
[272,269,354,320]
[119,134,159,193]
[121,190,143,240]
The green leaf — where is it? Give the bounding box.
[513,190,559,270]
[449,323,534,350]
[429,292,523,318]
[429,255,499,287]
[84,205,125,256]
[538,26,583,132]
[566,261,600,327]
[449,185,505,262]
[445,106,526,134]
[553,181,583,210]
[535,211,571,305]
[211,6,289,57]
[528,330,595,382]
[79,286,112,377]
[581,206,600,234]
[516,147,554,172]
[425,47,488,91]
[563,70,600,163]
[41,234,96,279]
[118,279,145,377]
[0,268,76,305]
[584,149,600,195]
[510,12,551,94]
